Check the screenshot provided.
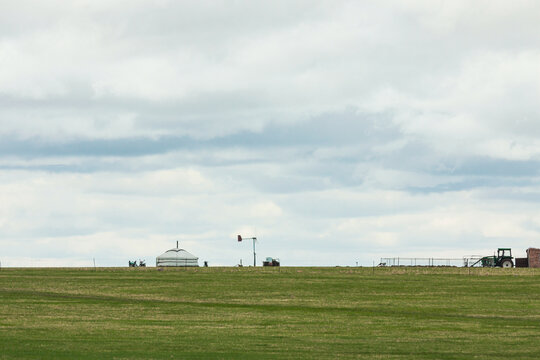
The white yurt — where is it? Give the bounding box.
[156,242,199,267]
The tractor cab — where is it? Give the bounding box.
[498,248,512,258]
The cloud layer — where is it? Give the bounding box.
[1,1,540,266]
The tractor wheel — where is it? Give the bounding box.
[501,259,513,268]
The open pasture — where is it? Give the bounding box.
[1,267,540,359]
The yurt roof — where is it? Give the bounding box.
[157,247,198,260]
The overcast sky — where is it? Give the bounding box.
[1,0,540,267]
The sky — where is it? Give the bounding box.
[1,0,540,267]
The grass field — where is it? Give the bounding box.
[1,266,540,359]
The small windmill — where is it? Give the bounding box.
[237,234,257,266]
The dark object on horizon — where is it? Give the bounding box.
[263,257,280,267]
[515,258,528,268]
[129,260,145,267]
[204,261,208,267]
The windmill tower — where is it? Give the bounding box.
[237,235,257,266]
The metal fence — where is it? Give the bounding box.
[379,257,482,267]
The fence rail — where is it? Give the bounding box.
[379,257,485,267]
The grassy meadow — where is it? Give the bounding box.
[1,266,540,359]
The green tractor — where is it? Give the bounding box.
[473,248,514,268]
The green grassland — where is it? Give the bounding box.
[1,266,540,359]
